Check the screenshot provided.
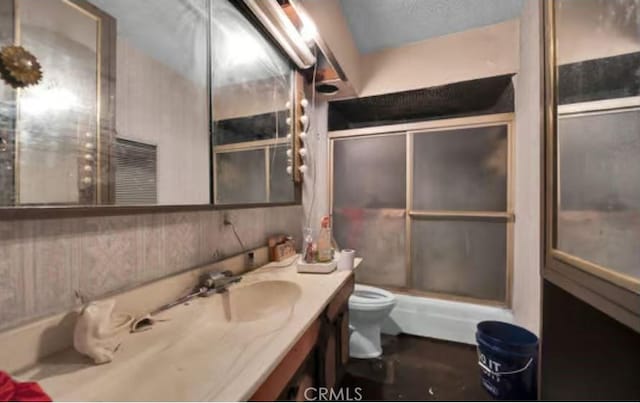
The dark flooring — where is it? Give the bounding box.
[339,334,491,401]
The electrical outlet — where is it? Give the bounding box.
[247,251,255,268]
[211,250,222,261]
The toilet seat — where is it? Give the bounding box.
[349,284,395,311]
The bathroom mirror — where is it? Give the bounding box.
[211,0,297,205]
[0,0,211,207]
[0,0,299,209]
[545,0,640,301]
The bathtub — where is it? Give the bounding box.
[381,292,514,345]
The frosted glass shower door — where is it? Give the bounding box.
[409,124,512,303]
[332,133,407,287]
[330,114,514,305]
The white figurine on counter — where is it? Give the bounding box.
[73,298,132,364]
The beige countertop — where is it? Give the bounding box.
[15,257,361,402]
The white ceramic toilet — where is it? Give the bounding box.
[348,284,396,358]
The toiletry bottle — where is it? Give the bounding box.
[317,216,332,262]
[303,228,315,263]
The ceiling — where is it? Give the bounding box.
[339,0,524,54]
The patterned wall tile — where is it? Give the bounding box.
[78,215,141,299]
[227,208,266,252]
[163,212,201,275]
[29,218,80,315]
[198,210,224,263]
[139,213,166,282]
[0,221,26,330]
[0,205,303,332]
[204,210,238,259]
[266,205,304,244]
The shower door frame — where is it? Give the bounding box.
[328,112,515,307]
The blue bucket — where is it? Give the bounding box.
[476,321,539,400]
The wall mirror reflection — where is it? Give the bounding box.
[550,0,640,290]
[211,0,296,205]
[0,0,211,206]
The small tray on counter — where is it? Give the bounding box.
[296,257,337,274]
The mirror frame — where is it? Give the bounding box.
[0,0,303,219]
[542,0,640,332]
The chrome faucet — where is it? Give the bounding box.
[200,270,242,294]
[131,270,243,332]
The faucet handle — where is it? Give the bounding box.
[200,269,233,289]
[199,269,242,294]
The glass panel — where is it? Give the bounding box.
[211,0,294,205]
[556,0,640,104]
[17,0,99,204]
[99,0,210,205]
[411,219,507,301]
[334,208,407,287]
[557,110,640,279]
[333,134,406,209]
[215,149,266,204]
[269,144,294,203]
[211,0,291,142]
[0,0,210,206]
[412,126,508,211]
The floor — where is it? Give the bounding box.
[339,335,490,401]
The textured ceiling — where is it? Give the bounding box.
[339,0,524,54]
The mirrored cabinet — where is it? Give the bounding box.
[544,0,640,331]
[0,0,301,210]
[211,0,296,205]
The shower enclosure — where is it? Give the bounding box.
[330,113,514,306]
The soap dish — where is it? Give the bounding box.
[297,257,337,274]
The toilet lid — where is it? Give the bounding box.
[349,284,395,308]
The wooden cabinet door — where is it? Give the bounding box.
[319,274,354,389]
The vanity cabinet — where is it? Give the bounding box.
[320,274,354,389]
[250,273,354,401]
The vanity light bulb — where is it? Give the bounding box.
[300,98,309,108]
[285,101,291,109]
[82,176,92,185]
[286,117,292,125]
[286,166,293,175]
[286,133,292,140]
[299,131,308,140]
[299,165,308,174]
[83,165,92,172]
[286,149,293,157]
[85,142,94,149]
[84,153,93,160]
[299,115,309,126]
[299,148,307,157]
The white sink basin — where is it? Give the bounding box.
[220,280,301,322]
